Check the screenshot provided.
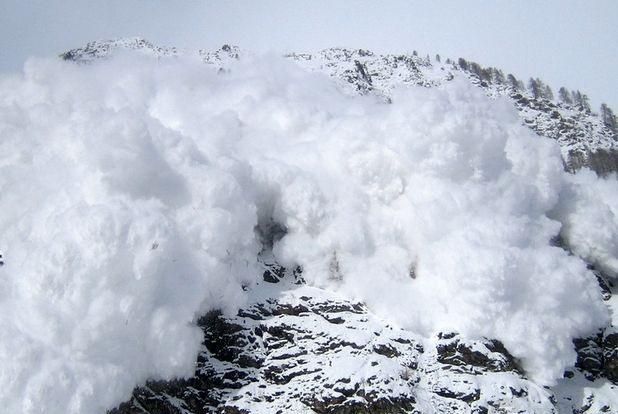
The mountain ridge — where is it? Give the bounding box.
[61,38,618,176]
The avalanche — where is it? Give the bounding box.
[0,53,614,414]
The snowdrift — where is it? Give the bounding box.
[0,54,615,413]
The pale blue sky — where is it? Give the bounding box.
[1,0,616,109]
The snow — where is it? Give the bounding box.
[552,169,618,278]
[554,370,618,413]
[0,52,614,413]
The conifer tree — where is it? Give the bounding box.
[600,103,617,133]
[572,90,592,113]
[535,78,549,99]
[543,85,554,101]
[507,74,521,91]
[580,94,591,113]
[572,90,583,107]
[558,87,572,104]
[469,62,482,78]
[528,78,541,99]
[480,68,493,82]
[492,68,505,84]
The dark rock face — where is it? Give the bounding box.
[436,333,523,375]
[574,333,604,380]
[602,329,618,383]
[571,267,617,386]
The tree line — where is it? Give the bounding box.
[450,57,616,133]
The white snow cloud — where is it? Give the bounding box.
[0,54,613,413]
[552,169,618,277]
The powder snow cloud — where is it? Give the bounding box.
[0,53,614,413]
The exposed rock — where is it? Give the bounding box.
[603,328,618,383]
[436,333,523,375]
[107,263,616,414]
[574,333,604,380]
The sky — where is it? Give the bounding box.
[0,0,616,109]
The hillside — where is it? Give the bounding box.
[0,39,615,414]
[62,38,618,175]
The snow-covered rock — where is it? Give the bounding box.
[110,263,617,414]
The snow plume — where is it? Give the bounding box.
[0,53,612,412]
[553,169,618,278]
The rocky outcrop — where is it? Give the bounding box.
[602,327,618,383]
[110,264,615,414]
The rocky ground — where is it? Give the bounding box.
[109,262,617,414]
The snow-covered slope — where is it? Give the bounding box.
[62,38,618,175]
[0,39,615,414]
[284,48,617,168]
